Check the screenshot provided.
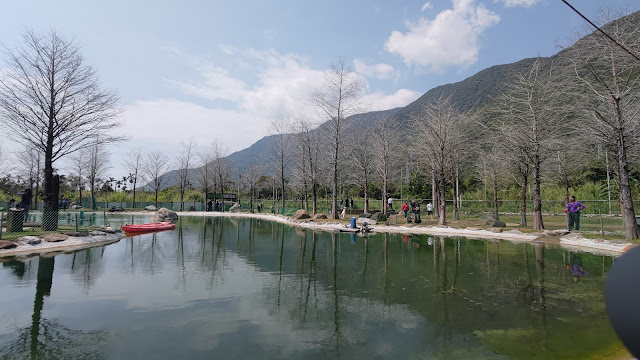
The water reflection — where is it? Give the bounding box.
[0,216,630,359]
[1,257,111,359]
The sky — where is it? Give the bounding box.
[0,0,638,180]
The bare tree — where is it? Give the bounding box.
[211,140,230,210]
[84,141,110,210]
[196,148,215,209]
[0,30,121,219]
[270,118,290,211]
[175,140,194,211]
[16,145,43,210]
[498,58,566,230]
[66,151,86,206]
[0,146,7,176]
[123,148,144,209]
[372,116,402,216]
[146,152,169,208]
[244,156,262,212]
[568,10,640,239]
[413,97,471,225]
[292,116,320,215]
[311,58,364,219]
[346,124,374,214]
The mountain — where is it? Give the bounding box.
[149,10,640,190]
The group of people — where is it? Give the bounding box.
[8,188,32,221]
[339,198,354,210]
[206,200,224,212]
[58,197,69,210]
[401,200,424,223]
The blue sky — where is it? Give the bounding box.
[0,0,637,179]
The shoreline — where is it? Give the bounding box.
[0,210,633,259]
[174,211,634,257]
[0,230,125,259]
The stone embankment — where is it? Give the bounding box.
[176,211,635,257]
[0,226,125,258]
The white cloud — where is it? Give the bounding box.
[421,2,432,11]
[108,49,423,178]
[353,59,395,80]
[118,99,267,151]
[385,0,500,72]
[218,44,236,55]
[361,89,422,111]
[498,0,541,7]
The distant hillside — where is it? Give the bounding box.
[148,10,640,189]
[152,107,401,189]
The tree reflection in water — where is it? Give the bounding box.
[0,257,111,360]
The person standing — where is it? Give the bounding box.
[566,195,585,231]
[413,203,421,223]
[387,197,393,210]
[402,202,409,218]
[19,188,32,221]
[427,202,433,217]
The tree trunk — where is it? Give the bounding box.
[564,172,570,230]
[332,142,339,219]
[432,166,438,217]
[614,99,639,240]
[382,176,388,216]
[493,170,499,219]
[132,178,137,209]
[312,180,318,216]
[533,149,544,230]
[438,166,446,225]
[281,150,286,211]
[520,172,528,227]
[364,176,369,214]
[453,167,459,220]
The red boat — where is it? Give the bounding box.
[121,221,176,233]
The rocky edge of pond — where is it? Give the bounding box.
[0,208,633,259]
[176,211,634,257]
[0,226,125,258]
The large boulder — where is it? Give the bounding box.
[370,212,387,222]
[479,213,506,227]
[0,240,17,249]
[314,214,328,220]
[357,217,376,226]
[294,209,310,219]
[40,233,69,242]
[151,208,178,222]
[229,202,242,212]
[359,213,371,218]
[145,205,157,211]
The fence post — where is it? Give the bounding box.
[599,209,604,236]
[75,213,79,232]
[103,211,107,226]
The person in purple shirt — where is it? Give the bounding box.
[566,195,585,231]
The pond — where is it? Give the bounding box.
[0,216,629,359]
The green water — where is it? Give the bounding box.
[0,216,629,359]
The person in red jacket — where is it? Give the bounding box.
[402,202,409,219]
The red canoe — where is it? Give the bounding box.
[121,222,176,233]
